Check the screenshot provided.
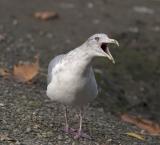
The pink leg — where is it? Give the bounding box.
[63,106,76,133]
[64,106,69,132]
[74,109,91,139]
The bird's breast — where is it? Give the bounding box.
[47,67,98,106]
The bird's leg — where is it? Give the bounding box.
[64,106,69,132]
[78,108,83,133]
[74,108,91,139]
[63,106,76,134]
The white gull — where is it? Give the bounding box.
[46,33,119,139]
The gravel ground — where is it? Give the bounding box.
[0,79,159,145]
[0,0,160,144]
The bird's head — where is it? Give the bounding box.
[86,33,119,63]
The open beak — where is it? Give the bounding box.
[100,39,119,64]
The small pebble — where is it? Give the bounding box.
[128,27,139,33]
[133,6,154,14]
[107,138,112,142]
[58,134,63,140]
[46,33,53,39]
[26,127,31,133]
[0,103,4,107]
[93,19,100,24]
[87,2,94,9]
[13,19,18,25]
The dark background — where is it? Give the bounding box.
[0,0,160,144]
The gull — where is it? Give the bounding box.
[46,33,119,139]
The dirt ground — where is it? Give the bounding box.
[0,0,160,144]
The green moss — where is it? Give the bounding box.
[28,100,42,108]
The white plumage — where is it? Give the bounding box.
[47,51,98,106]
[46,33,119,139]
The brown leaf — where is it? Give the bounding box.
[13,55,39,82]
[34,11,58,20]
[125,132,145,141]
[0,68,10,78]
[0,33,6,42]
[121,113,160,136]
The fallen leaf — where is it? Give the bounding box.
[0,133,16,142]
[0,68,10,77]
[34,11,58,20]
[13,55,39,82]
[0,33,6,42]
[121,113,160,136]
[125,132,145,141]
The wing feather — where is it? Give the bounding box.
[47,54,65,84]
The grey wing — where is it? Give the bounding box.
[47,54,65,84]
[90,68,98,96]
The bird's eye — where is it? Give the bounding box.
[94,37,99,41]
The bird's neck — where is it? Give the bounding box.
[66,45,93,74]
[68,43,94,60]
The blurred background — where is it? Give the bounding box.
[0,0,160,144]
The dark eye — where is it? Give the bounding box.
[94,37,99,41]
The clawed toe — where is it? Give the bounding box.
[63,128,91,139]
[73,131,91,140]
[63,127,76,134]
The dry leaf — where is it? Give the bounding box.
[121,113,160,136]
[125,132,145,141]
[0,68,10,77]
[0,133,16,142]
[34,11,58,20]
[0,33,6,42]
[13,55,39,82]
